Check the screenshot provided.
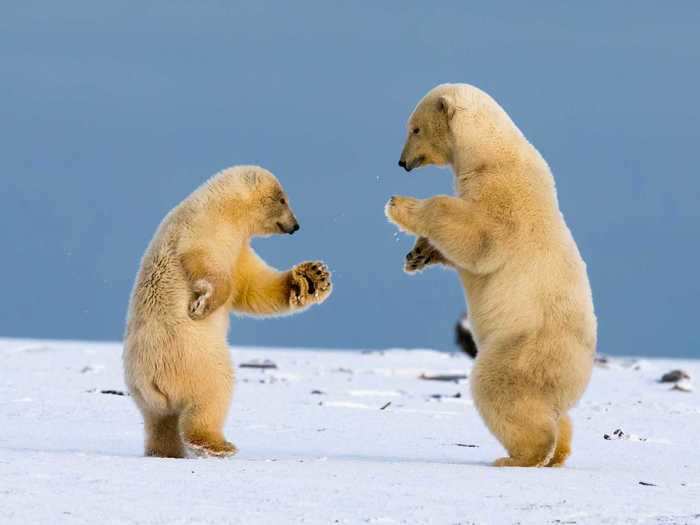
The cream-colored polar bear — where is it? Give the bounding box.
[385,84,596,467]
[124,166,332,458]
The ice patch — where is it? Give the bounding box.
[348,390,402,398]
[320,401,374,410]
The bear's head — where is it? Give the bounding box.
[219,166,300,237]
[398,83,522,174]
[398,84,457,172]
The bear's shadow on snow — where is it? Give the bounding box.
[2,446,491,465]
[331,454,491,467]
[1,444,498,467]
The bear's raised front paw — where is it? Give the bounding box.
[405,237,440,273]
[290,261,332,307]
[188,279,214,320]
[385,195,421,234]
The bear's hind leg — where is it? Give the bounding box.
[182,405,237,457]
[491,401,557,467]
[546,413,572,467]
[181,371,237,457]
[144,412,185,458]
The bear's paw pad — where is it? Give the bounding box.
[291,261,332,306]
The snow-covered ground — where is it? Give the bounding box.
[1,338,698,525]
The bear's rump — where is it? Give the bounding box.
[125,318,232,408]
[470,330,593,414]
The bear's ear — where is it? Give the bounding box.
[437,95,456,121]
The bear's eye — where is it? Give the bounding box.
[280,197,286,205]
[412,127,420,135]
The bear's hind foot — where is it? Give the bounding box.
[186,437,238,458]
[493,455,550,468]
[545,414,572,467]
[145,444,186,459]
[144,413,187,459]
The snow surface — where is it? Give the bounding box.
[1,338,699,525]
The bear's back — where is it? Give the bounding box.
[126,204,195,331]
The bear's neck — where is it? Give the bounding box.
[451,132,557,205]
[450,145,510,197]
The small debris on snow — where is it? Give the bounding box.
[429,392,462,400]
[659,369,691,383]
[239,359,278,370]
[80,365,104,374]
[594,354,611,367]
[603,428,647,442]
[258,375,290,384]
[639,481,657,487]
[365,517,397,524]
[621,359,653,371]
[419,372,468,383]
[455,443,479,448]
[100,389,128,396]
[310,389,326,395]
[379,402,392,410]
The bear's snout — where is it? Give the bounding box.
[278,220,300,234]
[398,156,424,172]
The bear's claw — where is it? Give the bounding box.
[290,261,332,307]
[405,237,441,273]
[186,439,238,458]
[188,279,214,320]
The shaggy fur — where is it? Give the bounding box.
[124,166,332,458]
[386,84,596,467]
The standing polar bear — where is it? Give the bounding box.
[124,166,332,458]
[386,84,596,467]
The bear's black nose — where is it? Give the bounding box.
[398,159,406,169]
[289,223,300,234]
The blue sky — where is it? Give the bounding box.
[1,1,698,356]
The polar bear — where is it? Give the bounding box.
[124,165,332,458]
[385,84,596,467]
